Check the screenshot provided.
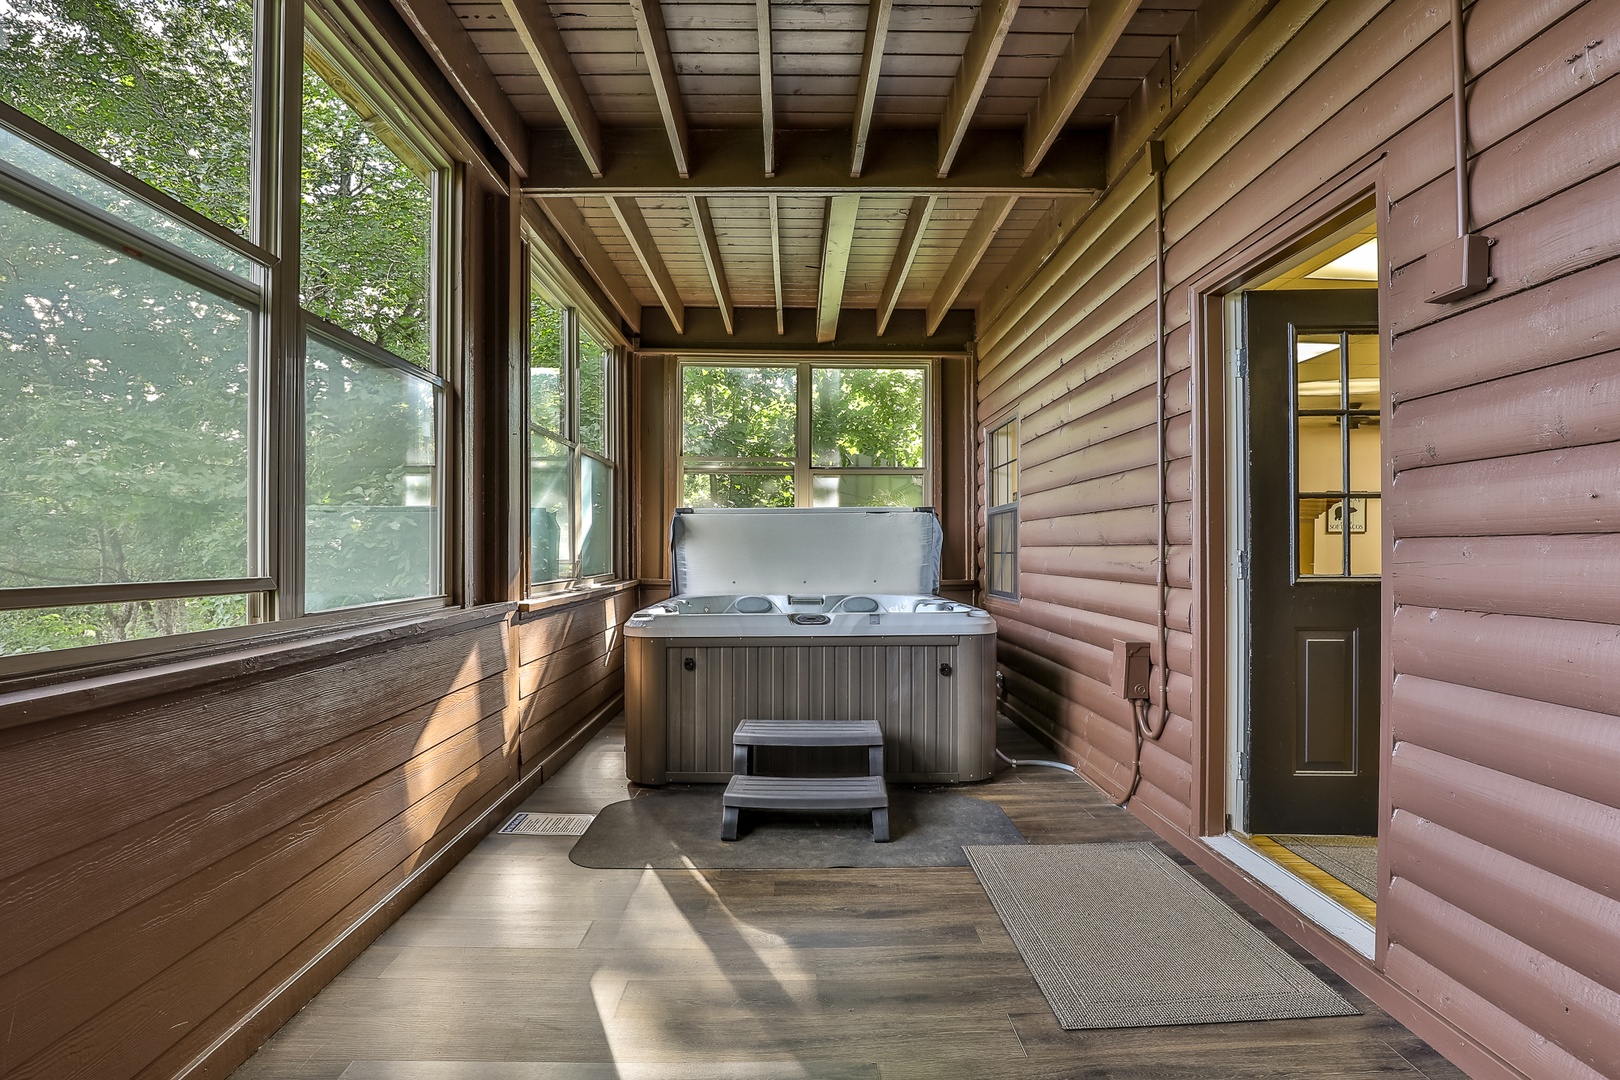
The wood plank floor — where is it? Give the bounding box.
[231,718,1469,1080]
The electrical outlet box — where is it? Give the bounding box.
[1110,639,1152,700]
[1424,232,1491,304]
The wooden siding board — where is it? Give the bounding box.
[1382,876,1620,1078]
[0,623,507,887]
[14,743,510,1080]
[0,680,507,1068]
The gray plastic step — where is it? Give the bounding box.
[720,775,890,842]
[732,718,883,747]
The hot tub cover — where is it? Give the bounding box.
[670,506,943,596]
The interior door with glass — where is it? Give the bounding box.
[1243,290,1381,835]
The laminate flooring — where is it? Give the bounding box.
[231,718,1469,1080]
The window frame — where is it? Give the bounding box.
[985,414,1020,601]
[674,358,935,510]
[522,255,622,595]
[0,0,468,677]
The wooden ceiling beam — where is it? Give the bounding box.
[817,195,861,344]
[387,0,529,177]
[757,0,776,177]
[607,196,686,333]
[536,197,642,333]
[768,194,785,334]
[629,0,691,177]
[523,127,1105,195]
[926,195,1015,334]
[937,0,1021,178]
[500,0,604,177]
[689,196,734,334]
[876,195,936,335]
[849,0,894,177]
[1022,0,1144,176]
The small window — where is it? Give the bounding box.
[679,362,929,508]
[526,269,618,590]
[987,417,1019,599]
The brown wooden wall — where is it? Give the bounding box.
[975,0,1620,1077]
[0,590,631,1080]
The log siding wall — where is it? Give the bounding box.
[975,1,1620,1077]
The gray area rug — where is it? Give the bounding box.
[571,786,1024,868]
[1271,835,1379,900]
[966,842,1359,1029]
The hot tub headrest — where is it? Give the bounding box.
[670,507,943,596]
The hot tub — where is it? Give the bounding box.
[624,507,997,784]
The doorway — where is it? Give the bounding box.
[1225,219,1383,932]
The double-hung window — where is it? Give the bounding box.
[0,0,456,665]
[679,362,930,508]
[526,264,617,590]
[299,33,447,613]
[986,417,1019,599]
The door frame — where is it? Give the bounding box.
[1184,160,1393,926]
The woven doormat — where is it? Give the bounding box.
[966,842,1358,1029]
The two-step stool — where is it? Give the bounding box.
[720,719,890,842]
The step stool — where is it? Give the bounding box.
[721,719,890,842]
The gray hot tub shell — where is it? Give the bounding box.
[624,507,998,784]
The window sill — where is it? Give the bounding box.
[0,603,515,733]
[517,579,642,617]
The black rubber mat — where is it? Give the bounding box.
[570,785,1024,868]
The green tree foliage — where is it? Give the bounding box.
[681,366,797,460]
[0,0,254,233]
[679,366,925,508]
[300,60,432,369]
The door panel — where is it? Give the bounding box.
[1245,290,1380,835]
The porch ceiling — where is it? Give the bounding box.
[398,0,1244,340]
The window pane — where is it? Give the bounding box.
[1350,497,1382,575]
[0,126,252,278]
[305,335,440,611]
[301,58,432,369]
[682,472,794,508]
[529,433,572,584]
[988,509,1017,597]
[528,290,564,436]
[579,455,612,578]
[1296,334,1342,411]
[811,367,924,468]
[579,329,608,455]
[0,195,253,592]
[0,595,248,657]
[811,474,924,508]
[0,0,254,238]
[1349,415,1382,493]
[682,366,796,459]
[990,418,1018,507]
[1296,415,1343,494]
[1298,497,1341,577]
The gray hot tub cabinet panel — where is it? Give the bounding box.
[625,633,996,784]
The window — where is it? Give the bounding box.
[0,1,459,666]
[526,269,617,589]
[679,362,929,508]
[299,41,446,610]
[987,417,1019,599]
[0,104,265,658]
[1295,331,1381,577]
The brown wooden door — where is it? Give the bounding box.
[1244,290,1381,835]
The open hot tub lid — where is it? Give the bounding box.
[671,506,943,596]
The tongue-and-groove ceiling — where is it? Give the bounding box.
[394,0,1242,342]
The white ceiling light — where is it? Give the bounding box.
[1306,238,1379,281]
[1296,341,1339,362]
